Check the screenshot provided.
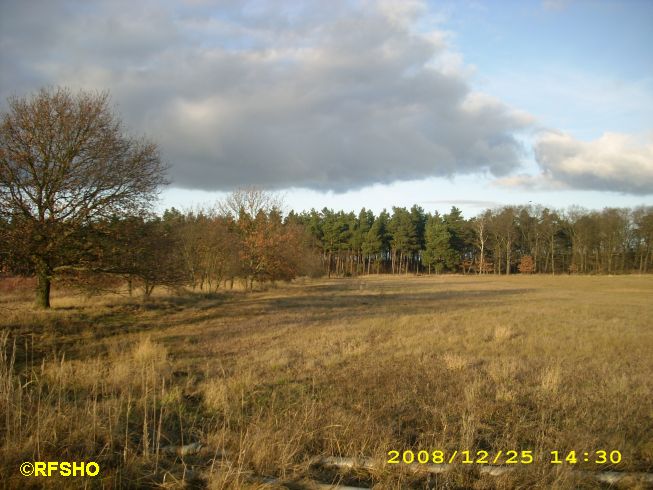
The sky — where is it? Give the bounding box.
[1,0,652,217]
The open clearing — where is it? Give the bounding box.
[1,275,653,489]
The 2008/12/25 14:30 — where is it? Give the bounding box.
[550,450,622,464]
[387,450,622,465]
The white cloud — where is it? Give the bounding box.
[421,199,503,208]
[493,173,568,191]
[497,131,653,194]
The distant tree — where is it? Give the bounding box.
[102,215,187,297]
[301,209,324,267]
[565,207,595,273]
[388,207,417,274]
[0,87,167,307]
[219,189,307,289]
[598,208,631,274]
[410,205,427,272]
[171,209,242,291]
[219,186,284,219]
[321,209,352,277]
[472,211,490,275]
[443,206,466,271]
[517,205,542,273]
[487,207,517,275]
[342,211,357,276]
[502,207,519,275]
[633,206,653,273]
[362,215,382,274]
[423,214,456,274]
[540,208,561,274]
[518,255,535,274]
[351,208,374,275]
[237,208,306,289]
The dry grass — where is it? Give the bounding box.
[1,275,653,488]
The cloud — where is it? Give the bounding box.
[0,0,531,192]
[542,0,571,11]
[421,199,503,208]
[493,173,567,191]
[496,131,653,195]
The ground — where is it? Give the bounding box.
[1,275,652,489]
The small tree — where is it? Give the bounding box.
[239,208,304,289]
[518,255,535,274]
[0,87,167,307]
[107,216,187,297]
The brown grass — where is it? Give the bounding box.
[1,275,653,488]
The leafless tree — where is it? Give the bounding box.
[218,187,284,220]
[473,211,489,274]
[0,87,167,307]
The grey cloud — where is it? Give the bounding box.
[0,0,531,191]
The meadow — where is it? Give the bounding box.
[1,275,652,489]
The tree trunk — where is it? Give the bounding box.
[595,249,600,273]
[479,244,484,275]
[36,269,51,309]
[506,241,511,275]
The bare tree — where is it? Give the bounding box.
[473,211,489,275]
[0,87,167,308]
[633,206,653,273]
[218,187,284,220]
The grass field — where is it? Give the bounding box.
[1,275,652,489]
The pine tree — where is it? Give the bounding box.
[388,207,418,274]
[423,214,456,274]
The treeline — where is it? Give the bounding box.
[1,189,321,296]
[287,203,653,276]
[2,191,652,299]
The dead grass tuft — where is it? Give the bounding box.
[442,352,470,371]
[493,324,515,342]
[540,365,562,395]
